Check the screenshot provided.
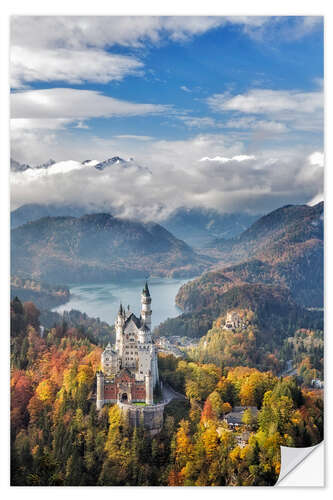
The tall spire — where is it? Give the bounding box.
[141,281,152,330]
[142,280,150,297]
[119,302,123,315]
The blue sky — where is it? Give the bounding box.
[10,16,324,217]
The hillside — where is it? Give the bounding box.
[10,276,70,310]
[213,202,323,276]
[10,296,323,486]
[11,213,210,284]
[155,282,323,341]
[155,202,324,344]
[190,307,322,373]
[177,202,324,309]
[38,308,116,345]
[186,283,323,370]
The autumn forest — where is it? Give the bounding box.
[11,296,323,486]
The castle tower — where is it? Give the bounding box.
[145,373,153,405]
[141,281,152,330]
[115,303,125,354]
[96,371,105,410]
[152,349,159,386]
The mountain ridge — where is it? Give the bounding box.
[11,212,211,284]
[177,202,323,310]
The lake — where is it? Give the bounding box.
[53,277,191,328]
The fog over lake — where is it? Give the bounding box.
[53,277,190,328]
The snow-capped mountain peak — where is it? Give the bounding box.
[10,156,144,178]
[35,159,56,169]
[94,157,127,170]
[81,160,100,167]
[10,158,31,172]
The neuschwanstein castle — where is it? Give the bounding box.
[96,282,160,410]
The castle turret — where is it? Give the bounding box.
[141,281,152,330]
[96,371,104,410]
[101,343,119,376]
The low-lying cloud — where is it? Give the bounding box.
[199,155,256,163]
[10,145,324,220]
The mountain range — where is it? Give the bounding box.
[11,203,259,245]
[153,201,324,342]
[176,202,323,315]
[176,202,323,311]
[10,156,139,174]
[11,213,210,284]
[10,192,323,318]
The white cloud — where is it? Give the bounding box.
[231,16,322,42]
[22,160,86,177]
[10,144,323,219]
[11,17,322,88]
[208,89,322,115]
[11,88,168,121]
[10,16,226,88]
[199,155,255,163]
[307,192,324,206]
[275,16,322,42]
[11,118,72,131]
[75,121,90,129]
[309,151,324,167]
[11,46,143,88]
[180,86,191,92]
[177,114,288,133]
[114,135,154,141]
[223,117,288,133]
[177,116,217,128]
[10,16,225,51]
[12,16,319,51]
[207,88,323,133]
[10,126,323,218]
[9,17,324,217]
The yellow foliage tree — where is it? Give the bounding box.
[175,420,193,468]
[36,379,54,403]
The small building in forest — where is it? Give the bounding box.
[223,406,258,427]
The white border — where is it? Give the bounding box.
[1,1,331,497]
